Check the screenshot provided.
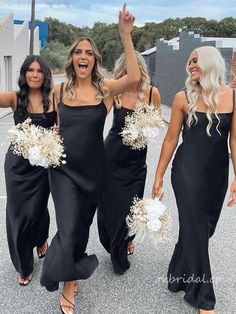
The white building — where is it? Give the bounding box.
[0,13,40,92]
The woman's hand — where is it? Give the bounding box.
[51,123,59,133]
[119,3,135,36]
[152,177,164,200]
[227,178,236,207]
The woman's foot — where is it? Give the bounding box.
[60,281,76,314]
[199,310,215,314]
[19,273,32,286]
[127,241,135,255]
[37,241,48,259]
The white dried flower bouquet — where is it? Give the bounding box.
[126,197,172,244]
[120,104,165,150]
[8,118,66,168]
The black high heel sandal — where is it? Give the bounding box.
[59,293,75,314]
[127,241,135,255]
[36,241,48,259]
[19,273,32,286]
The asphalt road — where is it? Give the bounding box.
[0,95,235,313]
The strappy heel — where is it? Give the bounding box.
[127,241,135,255]
[74,281,78,296]
[59,293,75,314]
[37,241,48,259]
[19,273,32,286]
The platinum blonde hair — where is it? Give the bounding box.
[64,37,107,100]
[113,51,150,108]
[186,46,226,136]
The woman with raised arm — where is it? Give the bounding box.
[40,4,140,314]
[1,55,56,286]
[97,51,161,275]
[152,46,236,314]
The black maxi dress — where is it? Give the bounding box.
[4,97,57,277]
[41,83,107,291]
[97,88,153,275]
[168,91,235,310]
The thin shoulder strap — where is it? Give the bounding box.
[184,90,189,103]
[233,89,235,111]
[52,92,55,111]
[60,82,64,104]
[148,86,153,105]
[16,92,20,108]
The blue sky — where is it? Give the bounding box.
[0,0,236,27]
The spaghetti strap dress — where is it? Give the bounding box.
[168,90,235,310]
[4,94,57,277]
[41,83,107,291]
[97,88,153,274]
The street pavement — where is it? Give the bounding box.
[0,94,236,313]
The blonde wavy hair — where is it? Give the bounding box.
[113,51,150,108]
[64,37,107,100]
[186,46,226,136]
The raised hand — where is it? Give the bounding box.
[119,3,135,36]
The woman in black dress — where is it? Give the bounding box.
[1,55,56,286]
[97,51,161,275]
[152,46,236,314]
[40,5,140,314]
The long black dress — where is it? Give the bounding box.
[168,91,235,310]
[40,83,107,291]
[4,96,57,277]
[97,89,153,275]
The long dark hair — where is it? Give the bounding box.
[17,55,52,112]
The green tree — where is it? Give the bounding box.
[201,19,219,37]
[42,16,236,72]
[41,40,68,72]
[44,17,79,46]
[218,17,236,37]
[90,22,123,71]
[181,17,207,33]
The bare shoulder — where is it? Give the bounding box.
[174,90,187,101]
[219,85,233,97]
[174,90,188,103]
[7,91,17,102]
[150,86,161,108]
[172,91,188,112]
[151,86,160,98]
[10,91,17,101]
[54,83,63,95]
[53,83,64,103]
[0,91,17,110]
[11,91,18,110]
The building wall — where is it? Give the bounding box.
[143,53,156,87]
[0,14,14,91]
[0,13,40,92]
[15,20,48,49]
[153,32,234,106]
[13,21,29,89]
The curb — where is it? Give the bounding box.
[0,109,12,119]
